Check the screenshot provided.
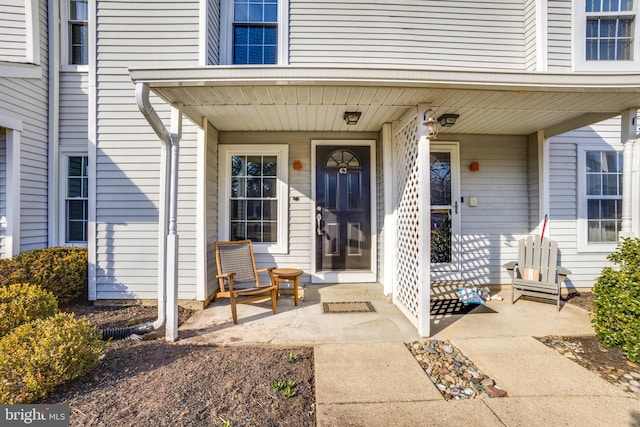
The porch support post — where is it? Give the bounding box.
[537,130,550,235]
[620,109,637,239]
[382,122,395,296]
[166,103,183,342]
[417,106,431,337]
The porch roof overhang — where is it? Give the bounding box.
[129,66,640,137]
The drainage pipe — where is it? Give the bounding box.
[104,82,174,338]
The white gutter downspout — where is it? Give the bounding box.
[47,0,59,247]
[134,82,171,338]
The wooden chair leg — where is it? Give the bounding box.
[230,294,239,324]
[271,289,278,315]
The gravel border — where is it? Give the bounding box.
[406,339,507,400]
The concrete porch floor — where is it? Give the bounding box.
[178,283,640,426]
[179,282,594,345]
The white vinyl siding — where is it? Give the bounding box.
[59,72,88,148]
[94,0,201,301]
[289,0,527,70]
[206,0,221,64]
[206,123,219,297]
[547,0,572,71]
[548,117,624,288]
[524,0,537,70]
[376,128,384,283]
[527,133,540,230]
[0,1,48,252]
[453,135,530,285]
[0,0,27,63]
[0,130,6,258]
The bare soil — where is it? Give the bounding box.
[551,292,640,393]
[42,302,316,427]
[39,291,636,426]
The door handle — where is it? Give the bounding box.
[316,213,324,236]
[454,201,458,214]
[316,206,324,236]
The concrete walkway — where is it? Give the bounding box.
[179,283,640,426]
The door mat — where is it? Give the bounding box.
[430,299,497,316]
[322,301,376,314]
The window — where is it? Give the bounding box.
[219,145,288,253]
[586,0,634,60]
[65,156,88,243]
[220,0,287,65]
[575,0,640,70]
[68,0,88,65]
[579,148,623,251]
[232,0,277,64]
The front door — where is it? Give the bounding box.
[430,144,461,271]
[315,145,371,272]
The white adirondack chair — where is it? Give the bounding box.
[504,235,571,311]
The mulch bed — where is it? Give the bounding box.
[42,304,316,427]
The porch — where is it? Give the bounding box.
[179,282,593,344]
[177,283,640,425]
[126,66,640,341]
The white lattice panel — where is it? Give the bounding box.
[393,116,420,319]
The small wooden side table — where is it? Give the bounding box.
[272,268,303,306]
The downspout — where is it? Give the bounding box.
[47,0,60,247]
[100,83,171,339]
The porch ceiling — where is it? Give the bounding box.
[129,66,640,136]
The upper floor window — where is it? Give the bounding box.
[68,0,88,65]
[233,0,277,64]
[586,0,635,60]
[220,0,287,65]
[575,1,640,70]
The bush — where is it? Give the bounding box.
[592,238,640,362]
[0,283,58,338]
[0,247,88,304]
[0,257,19,286]
[0,312,107,404]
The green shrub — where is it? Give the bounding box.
[0,258,19,286]
[0,247,88,304]
[0,283,58,338]
[592,237,640,362]
[0,312,107,404]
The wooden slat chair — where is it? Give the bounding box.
[214,240,278,324]
[509,235,571,311]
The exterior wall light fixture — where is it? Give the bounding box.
[437,113,459,127]
[423,109,439,140]
[344,111,361,125]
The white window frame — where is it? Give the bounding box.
[59,151,88,247]
[60,0,89,71]
[577,145,623,252]
[218,144,288,254]
[219,0,289,65]
[573,0,640,71]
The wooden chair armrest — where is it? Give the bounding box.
[216,272,235,279]
[503,261,517,270]
[256,267,275,273]
[504,261,517,279]
[557,266,571,276]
